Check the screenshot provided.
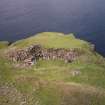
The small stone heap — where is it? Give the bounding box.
[7,44,83,66]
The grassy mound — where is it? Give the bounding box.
[0,32,105,105]
[11,32,90,49]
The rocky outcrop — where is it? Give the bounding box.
[7,45,84,66]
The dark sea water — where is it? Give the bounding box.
[0,0,105,56]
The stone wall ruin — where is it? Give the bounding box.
[7,45,84,66]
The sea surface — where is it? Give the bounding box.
[0,0,105,56]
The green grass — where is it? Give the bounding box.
[11,32,90,49]
[0,32,105,105]
[1,58,105,105]
[0,41,9,49]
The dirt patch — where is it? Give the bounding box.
[0,85,26,105]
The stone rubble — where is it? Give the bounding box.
[7,44,84,66]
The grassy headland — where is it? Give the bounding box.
[0,32,105,105]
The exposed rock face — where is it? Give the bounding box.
[7,45,84,66]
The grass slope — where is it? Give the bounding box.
[0,41,9,49]
[0,32,105,105]
[11,32,90,49]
